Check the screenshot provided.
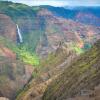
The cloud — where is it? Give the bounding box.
[16,0,69,6]
[6,0,69,6]
[68,0,100,6]
[3,0,100,6]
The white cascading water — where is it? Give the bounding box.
[16,24,23,43]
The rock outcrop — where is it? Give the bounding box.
[43,40,100,100]
[0,2,100,100]
[16,42,77,100]
[0,2,100,58]
[0,14,16,42]
[0,46,16,59]
[0,57,34,100]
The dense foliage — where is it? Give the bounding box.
[0,36,40,66]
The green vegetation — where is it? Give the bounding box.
[0,1,40,21]
[70,42,92,54]
[0,1,44,53]
[22,31,42,52]
[17,45,40,66]
[0,36,40,66]
[84,42,92,50]
[43,40,100,100]
[67,42,84,54]
[0,1,42,66]
[72,46,84,54]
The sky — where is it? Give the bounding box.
[2,0,100,7]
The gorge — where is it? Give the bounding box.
[0,1,100,100]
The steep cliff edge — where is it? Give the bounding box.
[16,42,77,100]
[0,14,16,42]
[0,1,100,100]
[0,56,34,100]
[43,40,100,100]
[0,34,34,100]
[0,1,100,58]
[0,12,35,100]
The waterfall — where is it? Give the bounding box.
[16,24,23,43]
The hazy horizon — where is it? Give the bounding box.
[1,0,100,7]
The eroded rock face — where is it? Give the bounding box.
[75,12,100,26]
[0,46,16,59]
[16,42,77,100]
[36,9,100,58]
[0,14,16,42]
[0,57,34,100]
[43,40,100,100]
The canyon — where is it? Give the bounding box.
[0,1,100,100]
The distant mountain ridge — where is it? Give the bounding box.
[41,5,100,26]
[0,1,100,58]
